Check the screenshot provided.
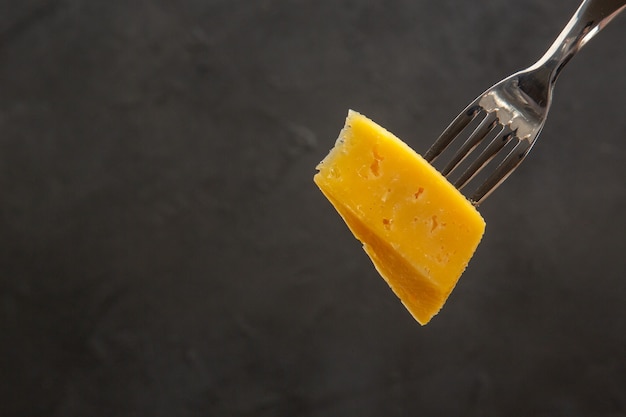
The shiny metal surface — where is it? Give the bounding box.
[424,0,626,206]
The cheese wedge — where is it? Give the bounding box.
[314,110,485,325]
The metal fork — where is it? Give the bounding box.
[424,0,626,206]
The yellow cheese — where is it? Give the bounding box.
[314,110,485,325]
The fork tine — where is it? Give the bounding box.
[424,105,482,163]
[454,127,514,190]
[470,139,532,205]
[441,111,498,177]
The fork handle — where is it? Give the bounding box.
[533,0,626,80]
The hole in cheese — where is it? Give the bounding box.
[370,160,380,176]
[370,146,384,177]
[431,215,438,232]
[381,188,392,203]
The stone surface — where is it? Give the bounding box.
[1,0,626,416]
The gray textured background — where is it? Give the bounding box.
[2,0,626,416]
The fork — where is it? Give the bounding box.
[424,0,626,206]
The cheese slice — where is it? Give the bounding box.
[314,110,485,325]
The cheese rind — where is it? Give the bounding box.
[314,110,485,325]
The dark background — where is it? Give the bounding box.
[2,0,626,416]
